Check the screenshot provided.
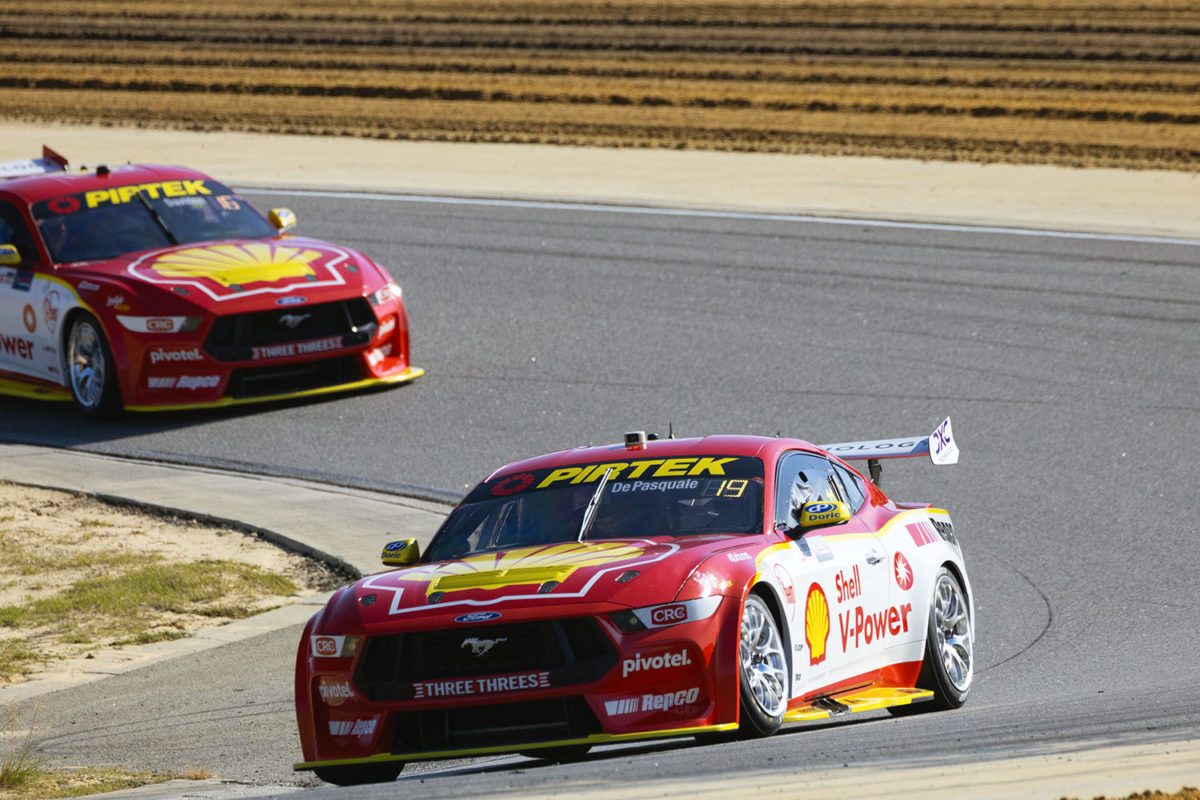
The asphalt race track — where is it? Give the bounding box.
[3,193,1199,797]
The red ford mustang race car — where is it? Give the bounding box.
[0,147,421,416]
[295,419,973,785]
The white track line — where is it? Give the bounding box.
[240,188,1200,247]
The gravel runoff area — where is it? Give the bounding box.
[2,121,1199,241]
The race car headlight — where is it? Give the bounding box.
[611,596,723,632]
[116,315,203,334]
[367,282,401,306]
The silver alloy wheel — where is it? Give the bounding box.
[740,596,788,717]
[932,572,973,693]
[68,317,107,410]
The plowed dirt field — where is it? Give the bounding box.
[1,1,1198,169]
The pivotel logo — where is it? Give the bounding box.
[621,648,692,678]
[454,611,502,624]
[317,680,354,705]
[149,347,202,365]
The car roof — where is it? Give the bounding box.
[485,434,823,481]
[0,164,216,204]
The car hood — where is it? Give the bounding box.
[348,535,759,630]
[67,236,384,313]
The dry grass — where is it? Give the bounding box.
[1,0,1198,168]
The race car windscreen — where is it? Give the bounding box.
[424,456,765,561]
[31,178,277,263]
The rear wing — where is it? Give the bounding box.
[0,145,68,181]
[820,417,958,484]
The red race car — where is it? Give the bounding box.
[295,419,973,786]
[0,147,421,416]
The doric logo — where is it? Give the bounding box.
[461,637,507,657]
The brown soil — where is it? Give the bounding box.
[0,482,341,687]
[1,1,1198,169]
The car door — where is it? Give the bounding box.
[0,199,45,379]
[774,451,890,696]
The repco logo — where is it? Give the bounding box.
[621,648,691,678]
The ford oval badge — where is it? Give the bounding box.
[454,611,502,624]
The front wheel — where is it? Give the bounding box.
[737,593,787,737]
[66,313,121,418]
[890,567,973,716]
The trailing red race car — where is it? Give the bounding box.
[0,147,421,416]
[295,419,973,785]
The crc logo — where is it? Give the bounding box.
[454,611,502,624]
[311,635,343,657]
[650,604,687,626]
[146,318,174,332]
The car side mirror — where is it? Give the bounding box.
[381,538,420,567]
[796,501,851,532]
[268,208,297,232]
[0,244,20,266]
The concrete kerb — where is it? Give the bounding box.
[0,442,452,704]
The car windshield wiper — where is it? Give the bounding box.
[135,189,179,246]
[577,466,616,542]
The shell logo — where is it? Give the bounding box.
[804,583,830,666]
[148,243,322,289]
[894,551,914,591]
[398,541,648,594]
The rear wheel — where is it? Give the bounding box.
[66,313,121,418]
[890,567,973,716]
[737,593,787,737]
[312,762,403,786]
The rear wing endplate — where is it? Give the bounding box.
[821,417,958,484]
[0,145,68,181]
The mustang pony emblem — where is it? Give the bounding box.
[461,637,507,657]
[278,313,311,329]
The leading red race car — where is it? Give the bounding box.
[0,147,421,416]
[295,419,973,785]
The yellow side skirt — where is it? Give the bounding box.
[295,722,739,771]
[0,376,72,402]
[125,366,424,412]
[784,686,934,722]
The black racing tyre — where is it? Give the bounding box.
[312,762,404,786]
[737,593,787,737]
[66,313,121,418]
[518,745,593,762]
[890,567,973,716]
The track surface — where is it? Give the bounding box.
[3,195,1200,794]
